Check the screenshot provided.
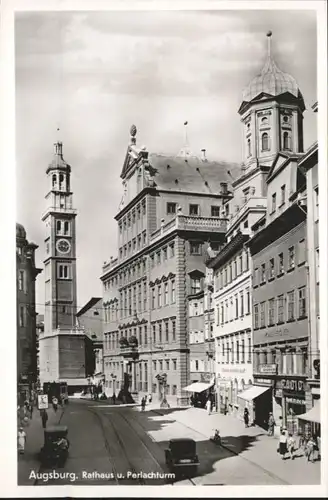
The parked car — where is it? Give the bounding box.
[39,425,69,467]
[165,438,199,476]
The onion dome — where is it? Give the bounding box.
[16,222,26,240]
[46,141,71,174]
[242,32,304,105]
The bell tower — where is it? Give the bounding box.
[42,142,77,335]
[239,31,305,170]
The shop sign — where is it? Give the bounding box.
[277,379,305,393]
[259,364,277,375]
[254,378,272,386]
[221,367,246,374]
[285,396,305,405]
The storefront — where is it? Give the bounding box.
[238,381,272,427]
[183,378,215,409]
[273,377,307,434]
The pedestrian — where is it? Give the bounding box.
[223,403,228,415]
[52,396,58,412]
[28,402,33,419]
[306,435,316,463]
[17,426,26,454]
[148,394,152,404]
[317,434,321,461]
[268,412,275,436]
[23,400,29,419]
[112,393,116,405]
[243,408,249,428]
[41,409,48,429]
[141,397,146,411]
[278,429,288,460]
[287,433,296,460]
[206,398,212,415]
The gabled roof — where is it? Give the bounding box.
[146,153,241,195]
[266,151,302,184]
[76,297,102,317]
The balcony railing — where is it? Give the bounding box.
[120,345,139,359]
[150,215,228,244]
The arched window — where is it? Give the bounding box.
[64,221,69,235]
[59,173,64,190]
[262,132,269,151]
[56,220,61,234]
[283,132,291,150]
[247,139,251,157]
[52,174,57,188]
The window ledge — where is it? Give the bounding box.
[287,267,295,274]
[279,202,286,208]
[298,261,306,267]
[268,277,275,282]
[298,315,308,321]
[286,319,295,324]
[276,321,285,326]
[277,272,284,278]
[260,281,266,286]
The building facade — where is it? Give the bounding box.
[16,223,42,403]
[39,142,93,393]
[101,125,240,405]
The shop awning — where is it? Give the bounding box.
[183,382,213,393]
[59,378,90,386]
[237,385,270,401]
[298,401,321,424]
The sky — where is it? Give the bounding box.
[15,8,318,313]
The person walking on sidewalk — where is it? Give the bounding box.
[17,427,27,454]
[306,435,316,463]
[141,397,146,411]
[287,433,296,460]
[206,398,212,415]
[52,396,58,412]
[278,429,288,460]
[243,408,249,428]
[41,409,48,429]
[112,393,116,405]
[268,412,275,436]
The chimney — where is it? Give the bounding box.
[201,149,207,161]
[220,182,228,194]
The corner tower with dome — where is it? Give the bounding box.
[239,31,305,170]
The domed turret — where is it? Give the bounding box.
[16,222,26,240]
[241,32,304,109]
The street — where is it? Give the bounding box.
[18,399,320,486]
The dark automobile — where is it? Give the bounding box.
[39,425,69,467]
[165,438,199,476]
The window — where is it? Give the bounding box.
[262,132,269,151]
[173,359,177,370]
[169,243,175,258]
[298,287,306,318]
[164,282,169,305]
[195,360,199,371]
[239,255,243,275]
[144,326,148,345]
[191,277,201,295]
[18,270,25,291]
[163,247,168,261]
[19,305,25,327]
[235,294,239,319]
[240,292,244,317]
[254,268,259,287]
[190,242,202,255]
[159,360,163,371]
[260,263,266,284]
[150,254,155,268]
[236,340,240,363]
[56,220,61,234]
[58,264,70,279]
[268,298,275,326]
[254,304,259,329]
[189,204,199,216]
[271,193,276,213]
[246,288,250,315]
[211,206,220,217]
[314,188,319,221]
[269,258,275,279]
[157,285,162,308]
[220,303,224,324]
[280,185,286,206]
[172,385,177,395]
[283,131,291,150]
[158,323,162,342]
[172,320,176,341]
[247,138,251,157]
[277,295,285,323]
[167,202,177,215]
[156,251,161,265]
[288,246,295,270]
[153,360,157,371]
[165,322,169,342]
[64,221,70,235]
[171,280,176,303]
[260,302,266,328]
[241,339,245,364]
[151,287,156,309]
[165,360,170,371]
[298,239,306,265]
[278,253,284,275]
[152,324,156,343]
[245,249,250,271]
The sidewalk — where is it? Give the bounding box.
[17,405,65,485]
[150,407,321,485]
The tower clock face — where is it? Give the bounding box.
[56,238,71,254]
